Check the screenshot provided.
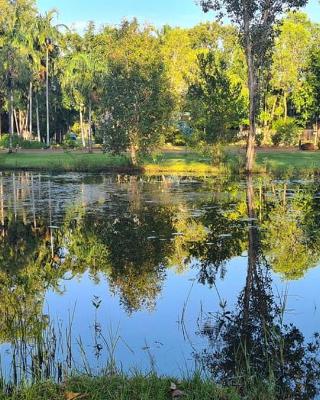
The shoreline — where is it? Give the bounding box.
[0,374,239,400]
[0,149,320,175]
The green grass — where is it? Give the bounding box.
[0,152,132,172]
[256,150,320,172]
[0,375,239,400]
[142,151,224,174]
[1,148,320,175]
[139,149,320,175]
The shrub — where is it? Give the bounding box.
[271,118,300,146]
[63,133,80,149]
[0,134,21,148]
[0,134,44,149]
[21,140,44,149]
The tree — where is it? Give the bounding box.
[187,52,246,145]
[35,10,65,146]
[160,26,198,106]
[199,0,308,172]
[98,20,173,165]
[61,47,100,149]
[0,0,37,151]
[270,12,312,121]
[308,47,320,124]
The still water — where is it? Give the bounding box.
[1,172,320,395]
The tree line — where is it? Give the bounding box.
[1,0,320,169]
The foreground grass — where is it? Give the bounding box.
[0,375,239,400]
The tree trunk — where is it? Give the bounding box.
[36,96,41,142]
[243,5,256,173]
[88,100,92,153]
[283,92,288,120]
[9,83,14,153]
[130,143,137,166]
[79,106,85,148]
[270,96,278,123]
[19,110,23,135]
[46,47,50,147]
[29,81,33,136]
[14,109,20,136]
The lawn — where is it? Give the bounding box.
[0,148,320,174]
[256,150,320,171]
[142,151,222,174]
[0,152,132,172]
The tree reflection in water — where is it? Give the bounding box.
[196,175,320,399]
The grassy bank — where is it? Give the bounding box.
[1,148,320,174]
[143,151,222,174]
[0,152,133,173]
[0,375,239,400]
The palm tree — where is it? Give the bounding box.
[0,0,36,152]
[61,50,99,150]
[35,10,67,147]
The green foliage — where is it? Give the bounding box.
[63,133,80,149]
[97,21,174,164]
[187,52,246,145]
[271,118,300,146]
[308,46,320,119]
[0,134,43,149]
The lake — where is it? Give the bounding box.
[1,171,320,395]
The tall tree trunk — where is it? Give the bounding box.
[9,83,14,153]
[88,100,92,153]
[243,5,256,173]
[79,106,85,148]
[283,92,288,120]
[36,95,41,142]
[29,81,33,136]
[14,109,20,137]
[270,96,278,123]
[0,112,2,137]
[46,47,50,147]
[19,110,22,135]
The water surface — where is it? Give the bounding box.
[2,171,320,396]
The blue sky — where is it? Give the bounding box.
[37,0,320,31]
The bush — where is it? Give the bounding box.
[0,134,44,149]
[21,140,44,149]
[63,133,80,149]
[0,134,21,148]
[271,118,300,146]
